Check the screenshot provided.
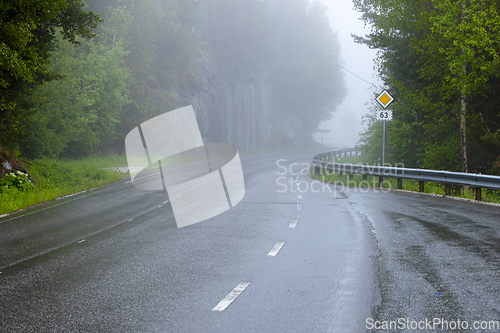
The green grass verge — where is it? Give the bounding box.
[0,154,129,216]
[40,154,129,169]
[310,168,500,204]
[331,155,364,164]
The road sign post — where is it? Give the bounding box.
[383,120,386,165]
[375,90,394,166]
[314,129,331,145]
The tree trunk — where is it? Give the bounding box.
[460,1,468,173]
[460,81,468,173]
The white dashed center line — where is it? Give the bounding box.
[212,282,251,312]
[289,219,299,228]
[268,241,286,256]
[297,204,302,210]
[297,194,302,199]
[78,239,86,244]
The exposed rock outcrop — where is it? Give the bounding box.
[175,56,308,150]
[0,147,28,179]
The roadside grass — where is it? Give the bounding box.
[310,168,500,204]
[47,154,128,168]
[330,155,364,164]
[0,154,129,216]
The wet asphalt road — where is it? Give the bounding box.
[0,151,499,332]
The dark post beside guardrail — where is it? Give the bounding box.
[312,148,500,201]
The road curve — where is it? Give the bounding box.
[0,151,499,332]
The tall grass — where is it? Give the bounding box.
[0,155,129,216]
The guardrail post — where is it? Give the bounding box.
[378,177,383,187]
[313,163,320,175]
[339,170,343,176]
[445,184,451,196]
[363,174,367,181]
[476,187,482,201]
[419,181,425,193]
[397,178,402,189]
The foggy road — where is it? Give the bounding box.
[1,151,499,332]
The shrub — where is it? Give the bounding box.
[0,170,34,193]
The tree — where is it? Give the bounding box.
[21,33,130,158]
[210,0,272,69]
[0,0,101,147]
[269,0,346,131]
[354,0,500,173]
[425,0,500,172]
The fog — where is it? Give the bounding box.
[3,0,382,160]
[314,0,381,148]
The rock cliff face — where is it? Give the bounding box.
[175,57,308,151]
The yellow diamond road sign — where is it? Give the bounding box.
[376,90,394,109]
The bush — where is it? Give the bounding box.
[0,170,34,193]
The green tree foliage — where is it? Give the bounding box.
[0,0,101,146]
[2,0,347,158]
[354,0,500,174]
[20,33,130,158]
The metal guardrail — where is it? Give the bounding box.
[315,147,363,160]
[313,148,500,201]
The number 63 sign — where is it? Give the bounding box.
[376,110,393,121]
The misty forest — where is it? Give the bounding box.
[0,0,345,159]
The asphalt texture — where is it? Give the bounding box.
[0,151,499,332]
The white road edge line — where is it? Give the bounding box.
[212,282,251,312]
[268,241,286,256]
[78,239,86,244]
[289,219,299,228]
[125,171,162,184]
[0,194,89,224]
